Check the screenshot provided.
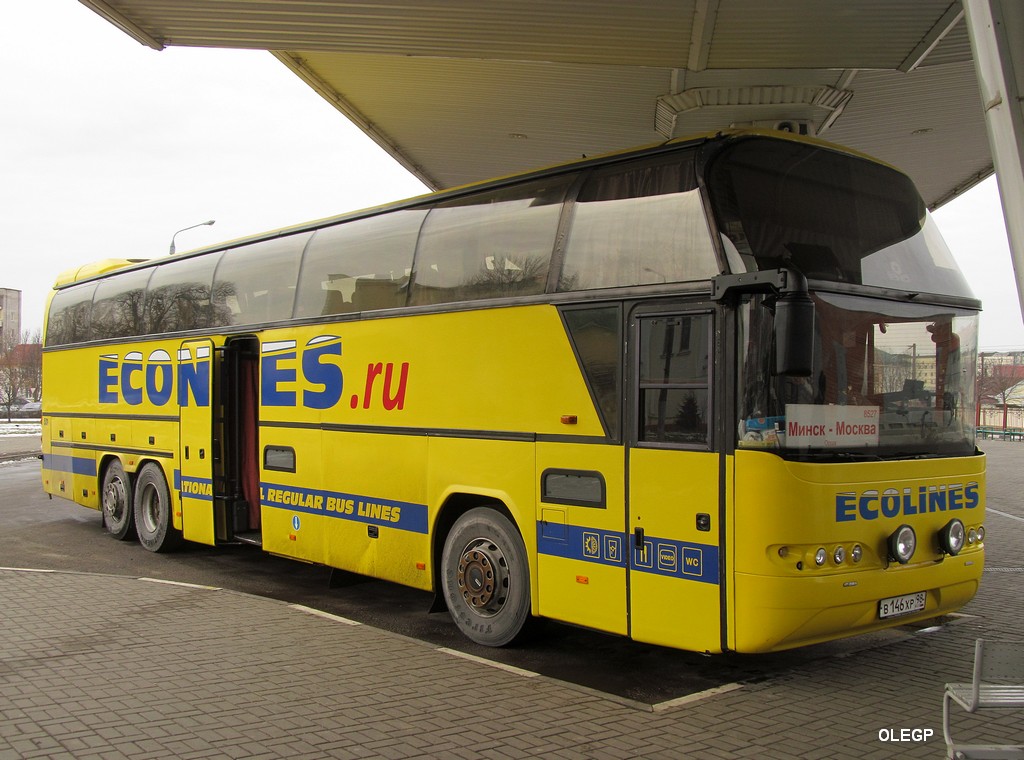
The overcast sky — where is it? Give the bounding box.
[3,0,1023,351]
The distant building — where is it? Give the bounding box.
[0,289,21,350]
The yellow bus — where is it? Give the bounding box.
[41,130,985,653]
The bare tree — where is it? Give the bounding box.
[0,330,42,421]
[978,353,1024,429]
[0,353,25,422]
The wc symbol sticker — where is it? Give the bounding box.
[683,547,702,576]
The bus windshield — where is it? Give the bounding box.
[738,292,978,458]
[706,136,975,300]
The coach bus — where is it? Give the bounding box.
[41,130,986,653]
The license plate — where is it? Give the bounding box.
[879,591,926,619]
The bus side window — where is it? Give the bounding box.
[638,313,712,446]
[145,254,221,334]
[90,268,153,341]
[213,234,309,327]
[562,306,622,440]
[294,210,425,318]
[46,282,97,346]
[559,152,719,291]
[408,176,574,306]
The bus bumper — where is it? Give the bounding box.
[731,553,983,653]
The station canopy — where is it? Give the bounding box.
[83,1,1001,209]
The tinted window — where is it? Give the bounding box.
[213,234,309,326]
[91,267,153,340]
[560,154,718,291]
[638,314,712,446]
[706,137,974,298]
[145,254,220,333]
[409,177,572,306]
[295,210,426,318]
[46,283,96,346]
[563,306,622,439]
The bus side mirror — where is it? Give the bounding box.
[775,290,815,377]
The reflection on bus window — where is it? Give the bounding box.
[213,234,309,326]
[145,254,221,334]
[295,210,426,317]
[410,177,573,306]
[737,293,977,457]
[560,153,718,291]
[91,268,153,340]
[638,314,712,446]
[45,283,96,345]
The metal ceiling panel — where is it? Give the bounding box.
[82,0,992,207]
[707,0,964,70]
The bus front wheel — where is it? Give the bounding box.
[441,508,531,647]
[133,463,182,553]
[101,459,134,540]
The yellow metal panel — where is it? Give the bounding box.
[259,307,601,438]
[320,431,430,588]
[535,442,627,636]
[629,449,721,652]
[731,450,986,652]
[178,339,216,545]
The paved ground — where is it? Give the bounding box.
[1,436,1022,759]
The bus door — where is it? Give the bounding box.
[216,337,261,544]
[178,338,216,545]
[627,307,723,651]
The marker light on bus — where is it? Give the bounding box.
[938,519,966,556]
[815,548,827,566]
[887,525,917,565]
[833,545,846,565]
[851,544,863,563]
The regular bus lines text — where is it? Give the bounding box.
[97,336,409,412]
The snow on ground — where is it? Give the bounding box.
[0,421,42,437]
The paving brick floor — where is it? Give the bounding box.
[2,441,1022,758]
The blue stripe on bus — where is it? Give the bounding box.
[537,523,719,585]
[174,471,215,502]
[260,481,429,535]
[42,453,97,478]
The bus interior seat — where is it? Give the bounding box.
[320,288,354,316]
[352,278,404,311]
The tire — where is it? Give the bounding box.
[133,463,182,553]
[101,459,134,540]
[441,508,531,647]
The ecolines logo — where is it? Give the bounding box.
[98,336,409,412]
[835,482,980,522]
[99,346,210,407]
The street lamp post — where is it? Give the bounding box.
[169,219,215,255]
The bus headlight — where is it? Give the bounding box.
[938,519,965,556]
[887,524,916,565]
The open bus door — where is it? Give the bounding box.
[627,306,724,652]
[178,338,216,544]
[216,336,261,544]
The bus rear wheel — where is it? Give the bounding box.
[101,459,134,540]
[441,508,531,647]
[133,463,182,553]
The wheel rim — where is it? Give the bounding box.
[138,483,162,534]
[456,539,510,617]
[103,476,128,525]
